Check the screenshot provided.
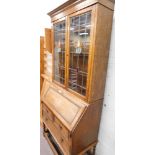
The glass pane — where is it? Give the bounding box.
[53,21,66,85]
[69,12,91,96]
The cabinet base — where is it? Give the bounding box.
[43,123,97,155]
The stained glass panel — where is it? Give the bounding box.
[53,21,66,85]
[69,12,91,96]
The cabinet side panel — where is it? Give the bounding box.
[88,4,114,102]
[72,100,103,154]
[45,28,52,53]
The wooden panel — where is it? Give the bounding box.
[88,4,114,102]
[41,80,50,100]
[44,52,52,76]
[41,80,88,131]
[54,116,69,140]
[43,103,70,141]
[45,88,80,123]
[44,132,59,155]
[43,87,86,128]
[72,100,103,154]
[44,28,52,53]
[43,112,66,154]
[43,108,71,155]
[48,0,114,22]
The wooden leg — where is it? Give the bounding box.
[84,145,96,155]
[43,131,45,137]
[92,146,96,155]
[43,123,47,137]
[86,150,91,155]
[78,142,97,155]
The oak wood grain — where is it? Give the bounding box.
[88,4,113,102]
[41,0,114,154]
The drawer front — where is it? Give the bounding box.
[42,104,71,155]
[43,112,56,134]
[54,117,69,141]
[42,104,50,115]
[43,104,69,140]
[56,133,70,155]
[44,107,54,121]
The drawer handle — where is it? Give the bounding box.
[61,138,64,143]
[59,125,62,130]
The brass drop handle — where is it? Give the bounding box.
[59,125,62,130]
[61,138,64,143]
[45,109,49,113]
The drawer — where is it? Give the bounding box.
[42,104,71,154]
[42,110,53,125]
[43,114,70,155]
[54,117,69,141]
[43,104,69,140]
[56,132,70,155]
[42,104,49,114]
[42,104,54,121]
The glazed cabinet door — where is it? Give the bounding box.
[68,10,93,97]
[53,20,66,85]
[52,6,96,100]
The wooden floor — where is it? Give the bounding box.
[40,128,54,155]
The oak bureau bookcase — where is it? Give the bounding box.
[41,0,114,154]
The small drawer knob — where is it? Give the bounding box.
[59,125,62,130]
[58,90,62,94]
[52,116,55,122]
[61,138,64,143]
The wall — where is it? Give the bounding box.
[39,0,68,36]
[96,18,115,155]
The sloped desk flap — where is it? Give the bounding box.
[41,81,87,131]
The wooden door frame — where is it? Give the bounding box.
[66,5,97,101]
[51,5,98,102]
[52,17,67,89]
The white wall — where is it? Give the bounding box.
[39,0,68,36]
[96,18,115,155]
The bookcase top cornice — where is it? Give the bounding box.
[48,0,114,18]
